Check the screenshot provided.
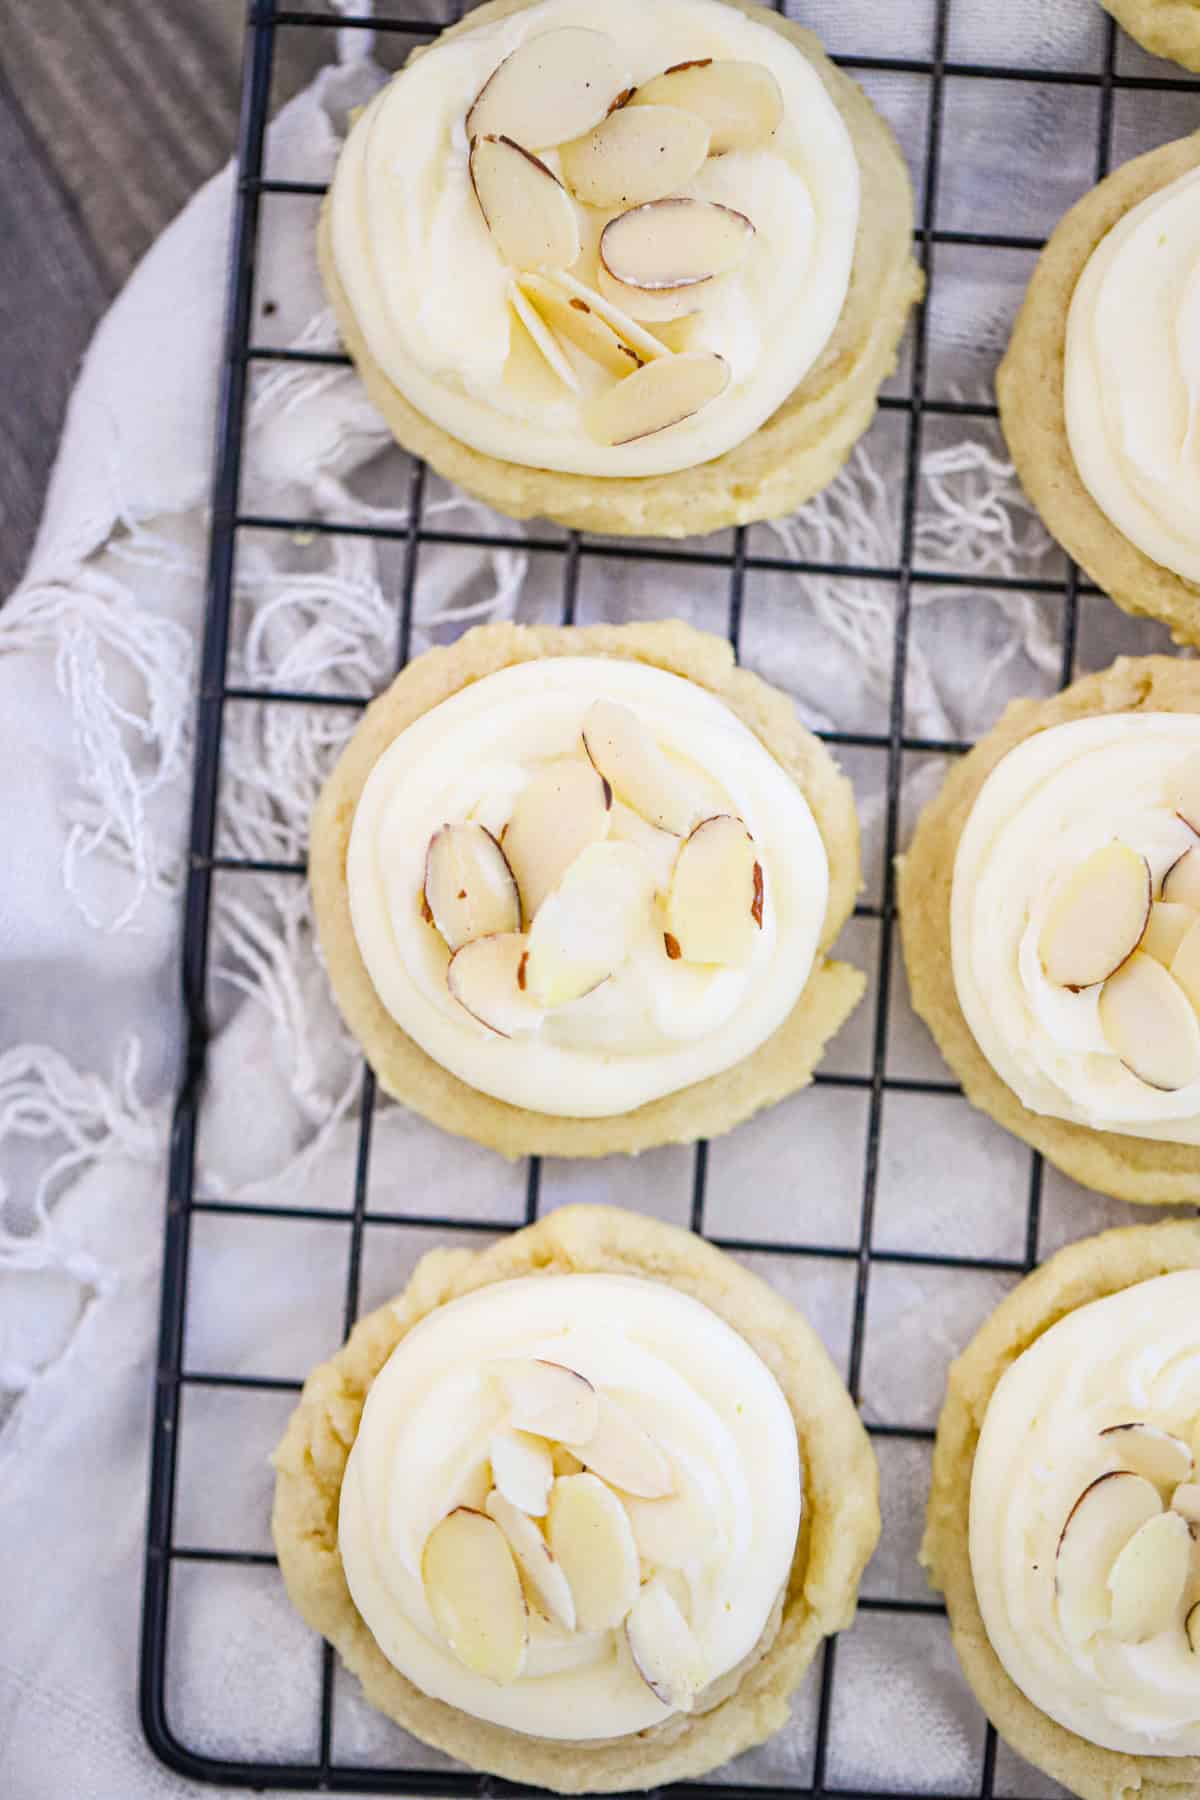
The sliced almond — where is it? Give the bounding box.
[466,29,631,149]
[523,841,654,1007]
[587,349,729,446]
[1038,844,1150,990]
[608,801,682,893]
[1141,901,1197,968]
[490,1428,555,1517]
[631,58,784,154]
[424,823,521,951]
[624,1480,711,1571]
[485,1489,576,1632]
[560,104,710,210]
[546,1472,640,1632]
[509,280,580,391]
[421,1507,527,1683]
[1166,750,1200,833]
[1172,1481,1200,1525]
[625,1575,707,1712]
[600,199,753,291]
[491,1358,599,1446]
[665,814,762,966]
[550,270,671,362]
[502,760,611,921]
[577,1394,674,1499]
[517,273,643,379]
[1055,1471,1162,1645]
[650,314,704,354]
[596,260,704,323]
[446,931,543,1038]
[469,136,581,273]
[1188,1601,1200,1652]
[582,700,700,834]
[1107,1510,1192,1642]
[1162,846,1200,909]
[1172,917,1200,1012]
[1098,950,1200,1091]
[1100,1423,1194,1491]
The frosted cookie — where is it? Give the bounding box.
[320,0,922,539]
[1100,0,1200,72]
[273,1204,880,1793]
[923,1219,1200,1800]
[310,619,864,1159]
[999,132,1200,643]
[898,655,1200,1204]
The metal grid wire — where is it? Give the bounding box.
[139,1,1200,1793]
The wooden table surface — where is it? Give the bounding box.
[0,1,332,594]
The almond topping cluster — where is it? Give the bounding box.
[420,1357,710,1703]
[422,701,766,1037]
[1036,753,1200,1091]
[463,28,783,444]
[1054,1421,1200,1651]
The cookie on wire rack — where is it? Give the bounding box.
[998,131,1200,643]
[319,0,922,538]
[273,1204,880,1793]
[899,655,1200,1204]
[1099,0,1200,71]
[924,1218,1200,1800]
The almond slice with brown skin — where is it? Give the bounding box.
[1162,845,1200,908]
[502,759,612,921]
[577,1394,674,1499]
[517,274,643,379]
[469,136,581,272]
[546,1473,640,1631]
[446,932,543,1037]
[560,104,711,209]
[1100,1423,1194,1490]
[485,1490,576,1632]
[1038,844,1150,989]
[1171,916,1200,1012]
[1166,750,1200,833]
[626,1576,707,1711]
[550,270,670,361]
[1055,1471,1162,1644]
[421,1507,528,1682]
[424,823,521,950]
[586,350,729,445]
[490,1429,554,1517]
[596,260,705,323]
[1141,901,1197,968]
[600,198,753,291]
[582,699,699,834]
[630,59,784,154]
[1107,1510,1192,1642]
[523,841,655,1007]
[1098,950,1200,1091]
[509,280,580,391]
[492,1358,599,1445]
[466,29,631,149]
[665,814,763,966]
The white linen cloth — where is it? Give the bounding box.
[0,4,1185,1796]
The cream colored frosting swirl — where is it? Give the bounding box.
[970,1272,1200,1756]
[328,0,860,478]
[339,1273,802,1739]
[951,712,1200,1143]
[347,657,829,1117]
[1065,164,1200,582]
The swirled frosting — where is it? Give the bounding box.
[328,0,860,477]
[339,1273,802,1739]
[951,712,1200,1143]
[347,657,830,1117]
[1064,164,1200,582]
[970,1272,1200,1756]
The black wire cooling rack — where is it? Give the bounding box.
[139,2,1200,1793]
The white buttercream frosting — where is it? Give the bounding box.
[970,1272,1200,1757]
[950,711,1200,1143]
[347,657,829,1117]
[328,0,860,478]
[339,1273,802,1739]
[1065,164,1200,582]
